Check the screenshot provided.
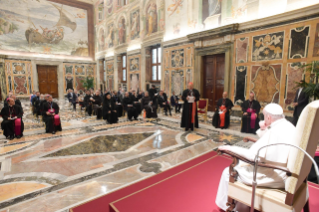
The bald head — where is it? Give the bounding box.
[188,82,194,90]
[8,98,15,106]
[222,92,228,99]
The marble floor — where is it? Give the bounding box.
[0,100,256,212]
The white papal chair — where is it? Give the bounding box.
[219,100,319,212]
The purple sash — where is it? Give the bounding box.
[48,108,60,126]
[14,118,22,136]
[247,108,256,129]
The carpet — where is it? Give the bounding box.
[71,151,319,212]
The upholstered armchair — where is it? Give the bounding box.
[218,100,319,212]
[197,98,208,122]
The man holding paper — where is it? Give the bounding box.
[181,82,200,131]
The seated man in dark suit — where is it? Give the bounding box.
[158,90,172,116]
[170,91,182,113]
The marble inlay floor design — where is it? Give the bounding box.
[0,100,255,212]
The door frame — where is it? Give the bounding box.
[32,61,64,99]
[194,43,233,101]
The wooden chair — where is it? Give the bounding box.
[219,100,319,212]
[197,98,208,123]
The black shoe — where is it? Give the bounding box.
[10,135,14,140]
[134,118,138,120]
[16,135,21,139]
[52,131,56,134]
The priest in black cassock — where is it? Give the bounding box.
[212,91,234,129]
[241,92,261,134]
[123,92,138,121]
[181,82,200,131]
[142,91,157,118]
[103,92,118,124]
[43,95,62,134]
[1,98,24,140]
[84,90,93,116]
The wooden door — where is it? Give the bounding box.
[202,54,225,111]
[37,65,59,98]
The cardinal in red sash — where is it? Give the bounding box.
[212,92,234,129]
[1,98,24,140]
[241,92,261,134]
[181,82,200,131]
[43,95,62,134]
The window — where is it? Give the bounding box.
[151,46,161,81]
[122,55,127,82]
[123,0,128,6]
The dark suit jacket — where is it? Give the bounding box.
[293,88,309,117]
[158,93,169,107]
[67,92,77,103]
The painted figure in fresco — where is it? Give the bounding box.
[26,3,76,45]
[131,10,140,40]
[118,18,126,44]
[147,2,157,35]
[107,24,115,48]
[208,0,221,16]
[167,0,183,17]
[107,0,113,14]
[99,29,105,51]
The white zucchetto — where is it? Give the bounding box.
[264,103,283,115]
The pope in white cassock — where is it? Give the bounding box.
[215,103,296,212]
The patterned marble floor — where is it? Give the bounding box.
[0,100,256,212]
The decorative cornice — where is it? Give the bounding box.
[105,56,114,61]
[162,36,190,47]
[127,49,141,56]
[238,4,319,33]
[187,24,239,41]
[141,32,164,47]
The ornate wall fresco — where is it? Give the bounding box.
[313,23,319,57]
[163,43,194,97]
[284,63,304,110]
[251,63,281,106]
[0,0,90,57]
[4,60,33,96]
[234,66,247,105]
[231,18,319,113]
[0,63,7,100]
[63,63,96,93]
[105,60,114,90]
[130,73,140,92]
[130,8,140,40]
[236,37,249,63]
[107,22,115,48]
[128,54,141,92]
[252,32,284,62]
[288,26,310,59]
[118,16,126,45]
